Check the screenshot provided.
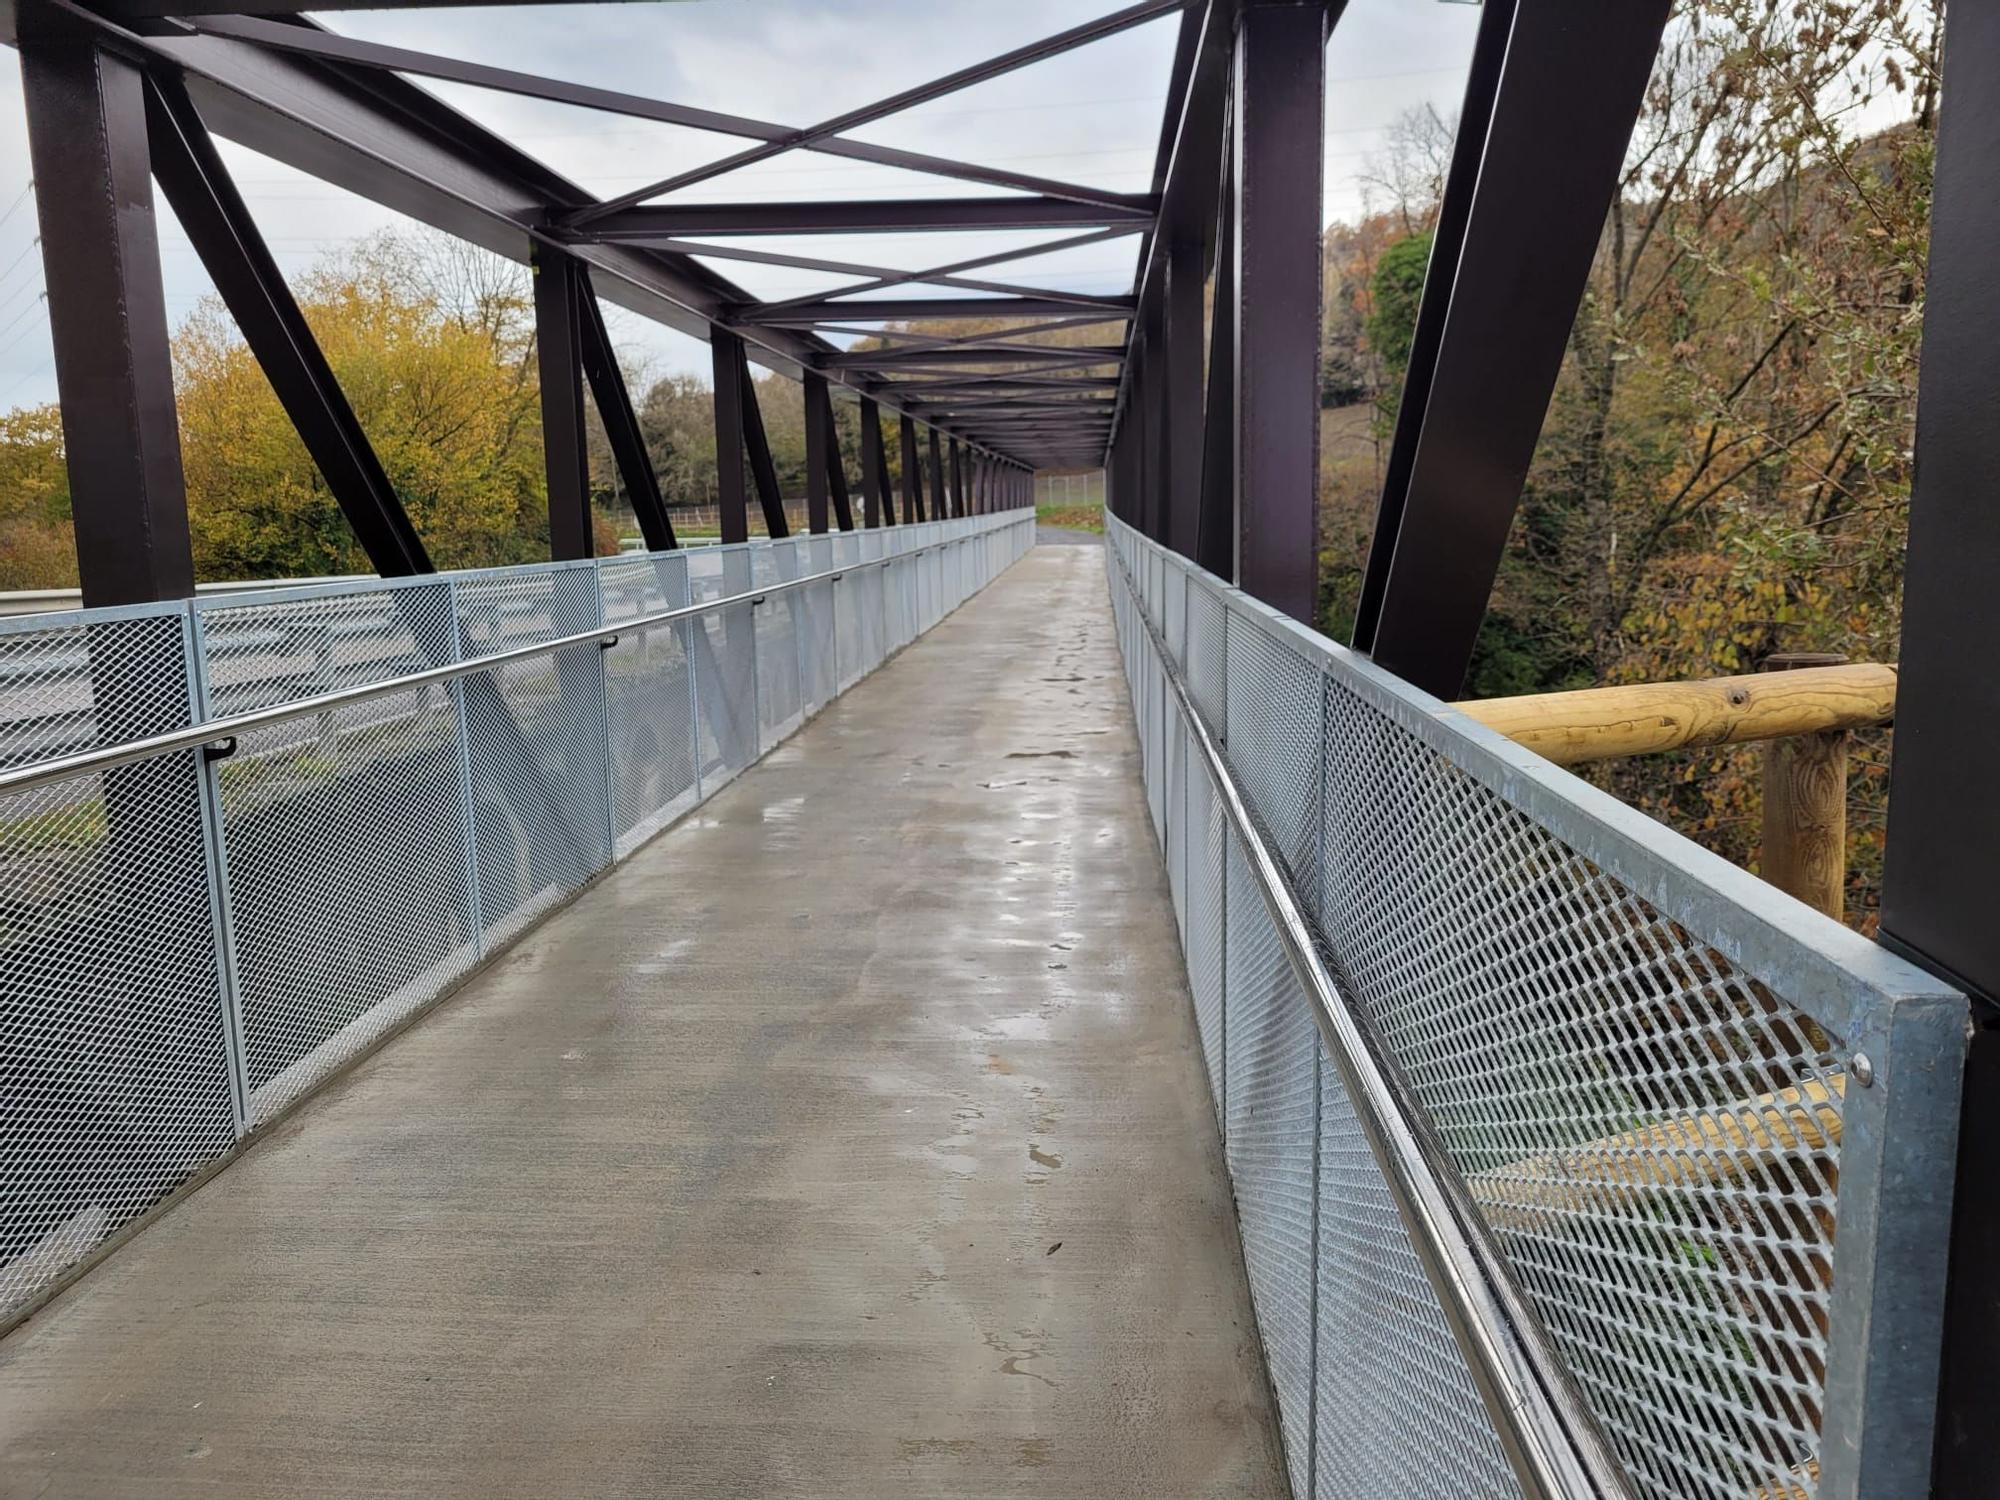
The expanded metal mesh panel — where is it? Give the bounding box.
[1316,1044,1521,1500]
[597,551,687,627]
[1318,674,1842,1500]
[201,579,476,1120]
[0,517,1028,1324]
[888,556,917,653]
[1167,706,1188,939]
[753,595,804,750]
[1225,829,1319,1500]
[600,551,698,856]
[1185,577,1228,729]
[921,550,940,632]
[859,565,888,680]
[603,620,699,860]
[799,577,837,717]
[694,602,758,786]
[1164,557,1187,665]
[834,568,866,692]
[0,607,236,1319]
[1226,612,1325,909]
[1098,508,1934,1500]
[1186,756,1228,1128]
[455,565,609,945]
[1144,656,1166,843]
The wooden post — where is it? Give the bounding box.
[1761,652,1850,921]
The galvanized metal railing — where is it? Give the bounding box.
[0,511,1034,1325]
[1103,513,1966,1500]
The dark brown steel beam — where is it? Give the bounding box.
[644,225,1141,319]
[710,328,751,544]
[830,346,1125,371]
[583,198,1153,242]
[755,295,1135,327]
[567,0,1190,223]
[1350,0,1511,651]
[20,10,194,605]
[900,415,926,521]
[928,427,948,519]
[145,65,441,581]
[1231,0,1330,626]
[1196,112,1236,577]
[574,262,676,550]
[861,398,890,526]
[77,15,994,441]
[738,346,789,538]
[1357,0,1674,696]
[1884,12,2000,1491]
[534,248,594,560]
[1162,232,1204,558]
[804,371,832,535]
[182,14,1142,213]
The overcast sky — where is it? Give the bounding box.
[0,0,1482,409]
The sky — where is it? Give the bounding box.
[0,0,1485,409]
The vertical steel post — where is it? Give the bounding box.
[1165,233,1205,559]
[827,408,855,532]
[19,9,193,606]
[737,345,791,538]
[901,415,926,521]
[949,439,964,520]
[1197,134,1238,580]
[862,398,892,526]
[710,329,750,545]
[804,371,833,534]
[534,249,593,560]
[1144,281,1171,545]
[184,607,252,1136]
[929,427,947,522]
[1232,0,1328,628]
[1883,5,2000,1492]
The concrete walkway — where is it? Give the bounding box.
[0,546,1288,1499]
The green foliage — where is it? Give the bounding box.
[0,405,75,590]
[1318,1,1943,929]
[1364,229,1432,423]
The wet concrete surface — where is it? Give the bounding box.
[1033,523,1102,546]
[0,544,1288,1499]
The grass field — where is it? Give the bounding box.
[1035,503,1104,534]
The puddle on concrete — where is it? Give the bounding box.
[978,1014,1051,1042]
[760,796,806,823]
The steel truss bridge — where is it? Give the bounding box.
[0,2,1998,1498]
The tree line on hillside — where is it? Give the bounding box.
[0,230,901,588]
[1320,0,1940,927]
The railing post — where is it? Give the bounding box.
[1759,652,1849,922]
[591,564,618,866]
[185,604,252,1137]
[445,576,486,963]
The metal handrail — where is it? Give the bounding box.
[1108,537,1634,1500]
[0,525,1011,799]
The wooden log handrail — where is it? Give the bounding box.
[1453,663,1897,768]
